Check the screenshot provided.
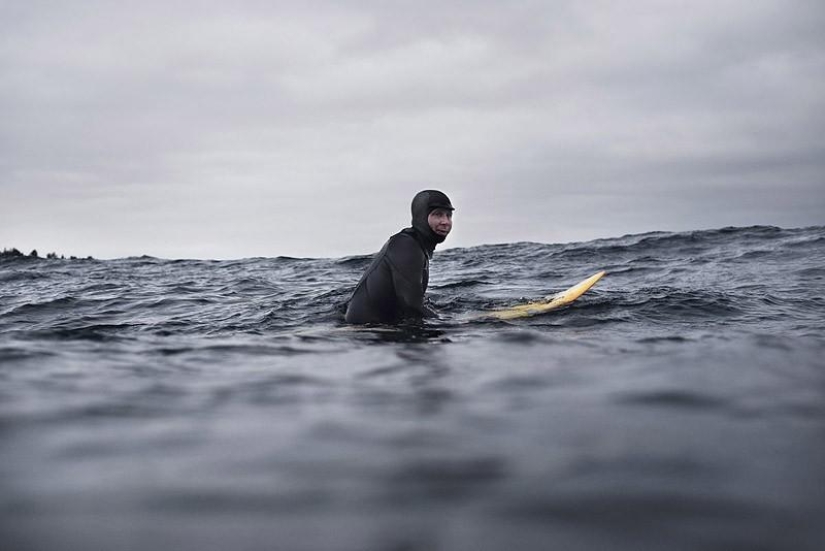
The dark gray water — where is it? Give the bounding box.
[2,226,824,551]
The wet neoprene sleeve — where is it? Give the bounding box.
[385,233,427,319]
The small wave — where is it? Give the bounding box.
[551,225,807,263]
[620,289,744,322]
[385,456,507,500]
[335,254,373,267]
[432,279,492,290]
[5,296,86,316]
[145,488,330,513]
[0,270,51,283]
[636,335,692,344]
[492,329,548,344]
[0,345,57,362]
[795,266,825,278]
[21,323,144,342]
[501,491,773,525]
[780,233,825,249]
[615,389,728,410]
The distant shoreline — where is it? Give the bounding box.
[1,247,93,260]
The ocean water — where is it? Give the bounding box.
[1,225,824,551]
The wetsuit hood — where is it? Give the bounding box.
[410,190,454,253]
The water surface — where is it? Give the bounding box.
[2,226,824,550]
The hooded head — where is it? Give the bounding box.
[410,190,454,250]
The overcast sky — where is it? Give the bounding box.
[2,0,823,259]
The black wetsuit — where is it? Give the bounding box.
[344,228,433,324]
[344,190,453,325]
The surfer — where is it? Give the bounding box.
[344,190,454,324]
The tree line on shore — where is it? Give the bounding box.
[1,248,93,260]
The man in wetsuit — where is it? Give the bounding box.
[344,190,454,324]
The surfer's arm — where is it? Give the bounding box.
[385,237,427,319]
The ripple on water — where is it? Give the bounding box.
[614,389,729,411]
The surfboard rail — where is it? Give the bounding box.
[476,270,606,321]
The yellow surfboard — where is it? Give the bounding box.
[478,271,606,321]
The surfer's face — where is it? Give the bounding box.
[428,208,453,239]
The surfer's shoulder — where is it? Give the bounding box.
[386,230,425,265]
[387,229,419,249]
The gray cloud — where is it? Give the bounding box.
[1,0,823,258]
